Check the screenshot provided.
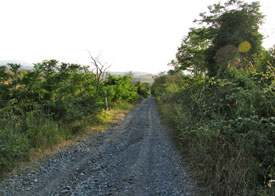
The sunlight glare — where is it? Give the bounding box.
[238,41,251,53]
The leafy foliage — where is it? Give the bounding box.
[154,66,275,195]
[174,0,264,77]
[135,81,151,98]
[153,0,275,195]
[104,75,138,102]
[0,60,140,174]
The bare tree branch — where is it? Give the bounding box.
[87,50,111,89]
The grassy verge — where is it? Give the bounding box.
[155,99,274,196]
[152,68,275,195]
[0,100,136,180]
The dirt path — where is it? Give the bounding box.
[0,98,198,196]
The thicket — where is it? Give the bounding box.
[135,81,151,98]
[0,59,147,174]
[153,0,275,195]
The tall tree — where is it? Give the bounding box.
[174,0,264,77]
[202,0,264,76]
[173,27,211,75]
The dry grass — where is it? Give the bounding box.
[0,102,134,181]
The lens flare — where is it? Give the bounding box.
[215,45,239,64]
[238,41,251,53]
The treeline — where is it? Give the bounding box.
[0,59,150,174]
[152,1,274,195]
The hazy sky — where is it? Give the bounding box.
[1,0,274,74]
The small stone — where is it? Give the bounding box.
[65,186,71,190]
[59,185,72,195]
[59,188,70,195]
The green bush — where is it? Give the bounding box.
[0,60,142,175]
[104,75,138,102]
[153,66,275,195]
[152,1,275,194]
[135,81,151,98]
[0,115,30,172]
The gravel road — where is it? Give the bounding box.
[0,98,199,196]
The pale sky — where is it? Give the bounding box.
[0,0,274,74]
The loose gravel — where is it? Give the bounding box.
[0,98,199,196]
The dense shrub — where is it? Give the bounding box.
[135,81,151,98]
[152,0,275,194]
[104,75,138,102]
[0,60,140,174]
[153,66,275,195]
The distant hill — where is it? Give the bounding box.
[108,71,153,76]
[131,75,154,83]
[107,71,154,83]
[0,60,34,70]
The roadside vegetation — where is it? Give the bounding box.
[0,59,150,176]
[152,0,275,195]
